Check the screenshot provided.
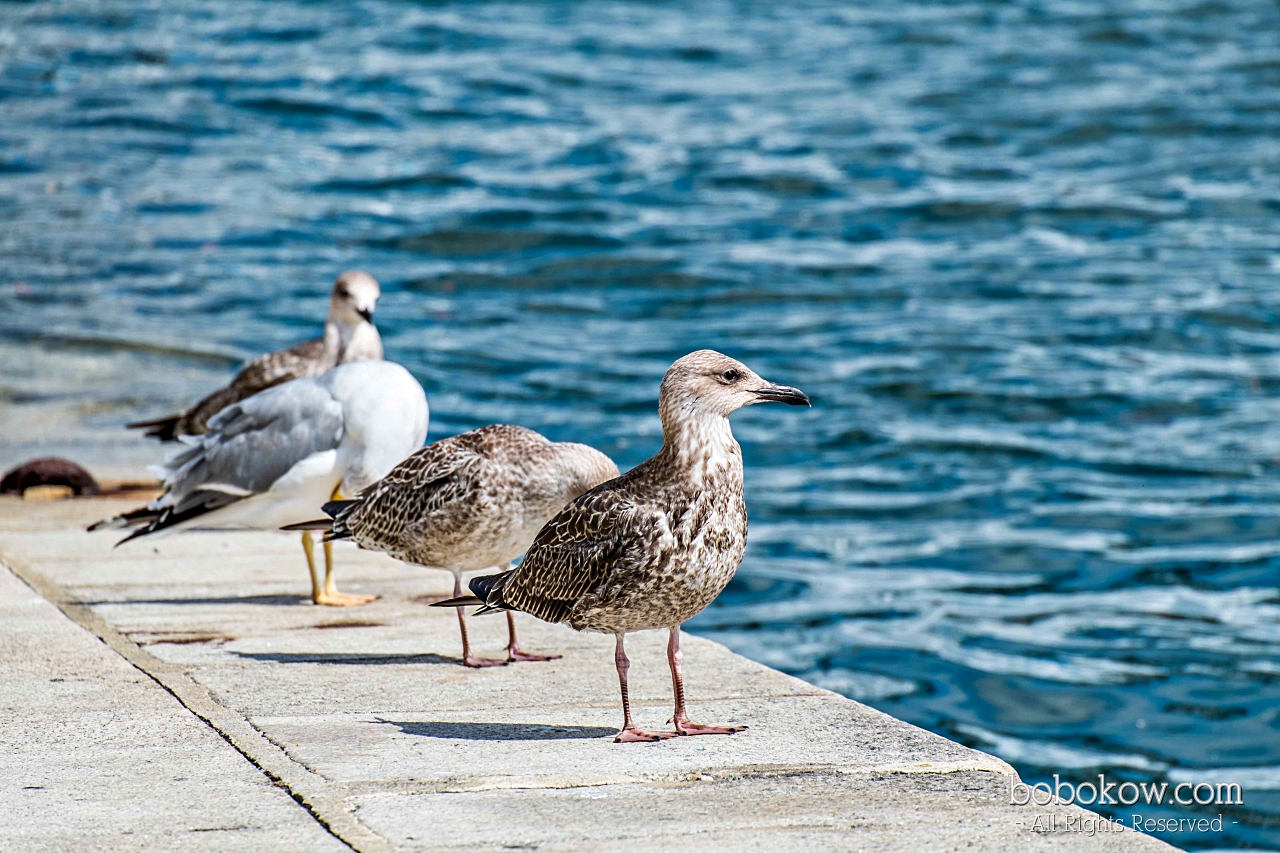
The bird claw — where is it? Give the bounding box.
[462,655,509,668]
[313,591,378,607]
[506,648,562,663]
[674,721,748,736]
[614,727,678,743]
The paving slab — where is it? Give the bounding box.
[0,535,350,852]
[0,495,1180,852]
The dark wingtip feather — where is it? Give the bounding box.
[88,504,160,534]
[322,499,358,518]
[280,519,333,532]
[114,525,153,547]
[107,491,240,547]
[430,595,483,608]
[127,416,182,443]
[464,570,517,614]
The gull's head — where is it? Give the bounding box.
[659,350,810,422]
[329,271,381,326]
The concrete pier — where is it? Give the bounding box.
[0,493,1177,852]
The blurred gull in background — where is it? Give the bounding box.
[129,271,384,441]
[93,359,428,606]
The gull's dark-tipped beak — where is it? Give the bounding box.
[356,308,374,323]
[752,383,811,407]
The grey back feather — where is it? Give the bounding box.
[156,379,345,504]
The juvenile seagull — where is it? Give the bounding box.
[129,271,384,441]
[92,360,428,606]
[438,350,809,741]
[288,425,619,667]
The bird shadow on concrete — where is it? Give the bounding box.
[377,719,616,741]
[86,594,311,607]
[233,651,460,666]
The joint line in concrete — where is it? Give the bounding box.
[0,546,392,853]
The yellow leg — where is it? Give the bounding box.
[301,530,324,603]
[318,537,376,606]
[305,485,377,607]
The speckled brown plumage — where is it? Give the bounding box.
[129,271,384,441]
[456,350,810,741]
[327,424,619,666]
[490,446,746,633]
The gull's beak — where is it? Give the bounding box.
[752,383,811,407]
[356,308,374,323]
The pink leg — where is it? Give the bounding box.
[505,610,561,663]
[614,633,675,743]
[668,625,746,736]
[453,572,506,668]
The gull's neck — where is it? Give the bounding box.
[657,400,740,483]
[326,312,360,348]
[323,314,381,363]
[321,320,343,362]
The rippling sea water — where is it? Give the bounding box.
[4,1,1280,847]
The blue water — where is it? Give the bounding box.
[5,1,1280,847]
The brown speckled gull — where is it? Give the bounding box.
[129,271,384,441]
[298,424,618,667]
[436,350,810,741]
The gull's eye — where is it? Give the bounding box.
[721,369,740,383]
[337,287,349,298]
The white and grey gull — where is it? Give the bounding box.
[437,350,809,741]
[129,271,384,441]
[287,424,619,666]
[92,359,428,606]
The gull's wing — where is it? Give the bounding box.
[179,338,332,436]
[100,378,346,543]
[330,438,482,548]
[161,377,345,501]
[129,337,329,440]
[494,487,659,624]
